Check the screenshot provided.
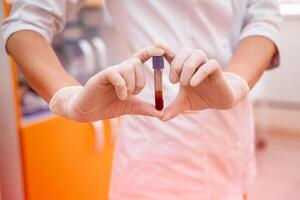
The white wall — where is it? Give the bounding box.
[252,14,300,133]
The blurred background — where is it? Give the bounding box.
[0,0,300,200]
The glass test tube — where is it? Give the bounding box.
[152,56,164,111]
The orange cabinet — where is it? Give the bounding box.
[20,117,114,200]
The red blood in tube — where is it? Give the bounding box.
[155,90,164,110]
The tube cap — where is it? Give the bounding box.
[152,56,164,70]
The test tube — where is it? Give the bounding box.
[152,56,164,110]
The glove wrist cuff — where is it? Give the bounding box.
[49,86,83,119]
[223,72,250,103]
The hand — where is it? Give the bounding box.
[156,43,250,121]
[49,46,164,122]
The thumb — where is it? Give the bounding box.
[125,97,164,118]
[160,97,187,121]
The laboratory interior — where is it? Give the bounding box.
[0,0,300,200]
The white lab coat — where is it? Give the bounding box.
[2,1,281,199]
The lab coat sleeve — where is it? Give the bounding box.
[1,0,84,46]
[240,0,282,68]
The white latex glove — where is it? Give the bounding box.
[156,43,250,121]
[49,46,164,122]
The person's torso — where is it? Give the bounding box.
[106,1,255,199]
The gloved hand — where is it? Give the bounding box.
[156,42,250,121]
[49,46,164,122]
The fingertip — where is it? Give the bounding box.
[159,107,175,121]
[116,86,128,100]
[132,46,164,63]
[169,76,179,84]
[189,79,198,87]
[118,93,128,101]
[154,110,164,118]
[159,116,167,121]
[160,114,172,121]
[148,104,164,118]
[154,48,165,56]
[146,46,165,57]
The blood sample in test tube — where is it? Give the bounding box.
[152,56,164,111]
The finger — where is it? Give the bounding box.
[160,97,186,121]
[126,58,145,94]
[169,47,193,84]
[106,70,128,100]
[120,63,136,96]
[190,59,222,87]
[154,41,176,63]
[133,59,146,94]
[131,46,164,63]
[180,49,207,86]
[125,97,164,118]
